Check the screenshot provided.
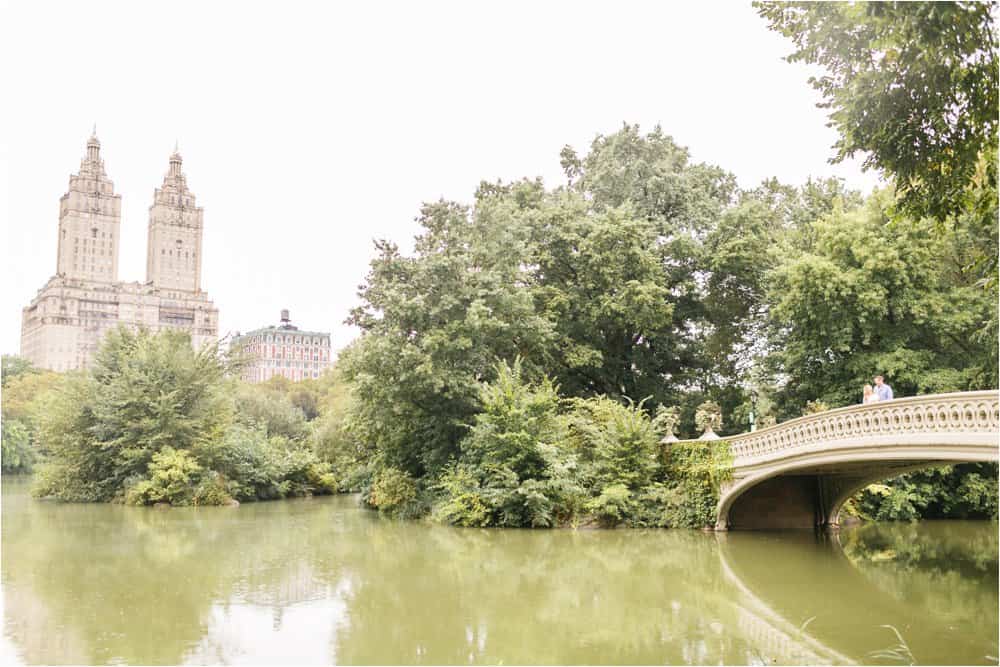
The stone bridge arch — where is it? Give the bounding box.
[695,391,999,531]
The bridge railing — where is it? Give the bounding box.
[679,390,999,468]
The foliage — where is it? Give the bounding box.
[803,400,829,415]
[32,328,231,503]
[344,113,994,527]
[766,192,996,414]
[1,420,35,473]
[2,365,62,474]
[756,2,998,226]
[567,395,659,494]
[344,195,558,481]
[1,355,39,387]
[198,422,336,503]
[368,466,420,518]
[124,447,203,506]
[759,0,999,379]
[553,124,738,409]
[30,328,336,506]
[2,370,62,424]
[312,412,368,492]
[192,471,234,506]
[528,196,681,406]
[586,484,635,528]
[662,440,734,528]
[853,463,998,522]
[233,383,309,441]
[433,359,582,528]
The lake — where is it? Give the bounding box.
[2,476,996,665]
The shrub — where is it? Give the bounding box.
[587,483,634,527]
[433,464,491,526]
[124,447,203,506]
[852,463,999,521]
[567,396,660,494]
[198,423,336,502]
[312,408,369,491]
[369,466,419,516]
[432,359,581,527]
[192,471,235,506]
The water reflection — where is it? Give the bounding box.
[717,524,998,665]
[2,477,996,665]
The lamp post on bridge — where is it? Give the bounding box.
[749,388,759,432]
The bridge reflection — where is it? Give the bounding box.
[716,524,999,665]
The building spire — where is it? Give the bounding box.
[86,124,101,161]
[168,140,182,177]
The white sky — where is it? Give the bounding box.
[0,0,883,357]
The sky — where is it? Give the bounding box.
[0,0,883,357]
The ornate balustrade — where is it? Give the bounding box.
[719,391,999,468]
[674,391,999,468]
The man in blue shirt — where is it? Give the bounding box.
[874,375,894,401]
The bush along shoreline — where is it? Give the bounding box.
[4,334,734,527]
[25,328,341,507]
[360,360,734,529]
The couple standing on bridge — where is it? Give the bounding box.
[862,375,894,404]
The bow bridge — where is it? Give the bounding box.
[698,390,999,530]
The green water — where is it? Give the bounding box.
[1,476,996,665]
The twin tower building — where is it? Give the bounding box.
[19,130,219,371]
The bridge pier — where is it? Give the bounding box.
[722,475,826,531]
[718,469,946,531]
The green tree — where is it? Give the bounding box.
[233,383,309,441]
[756,1,998,224]
[311,363,370,492]
[345,197,557,479]
[2,420,34,473]
[758,0,999,328]
[1,355,39,387]
[125,447,203,506]
[32,328,232,502]
[567,396,659,495]
[766,191,994,413]
[529,200,678,402]
[853,463,998,521]
[556,124,738,408]
[1,367,62,473]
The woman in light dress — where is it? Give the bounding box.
[863,383,879,404]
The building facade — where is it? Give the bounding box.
[20,131,219,371]
[231,310,332,383]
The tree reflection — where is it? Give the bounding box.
[3,477,997,666]
[2,479,351,664]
